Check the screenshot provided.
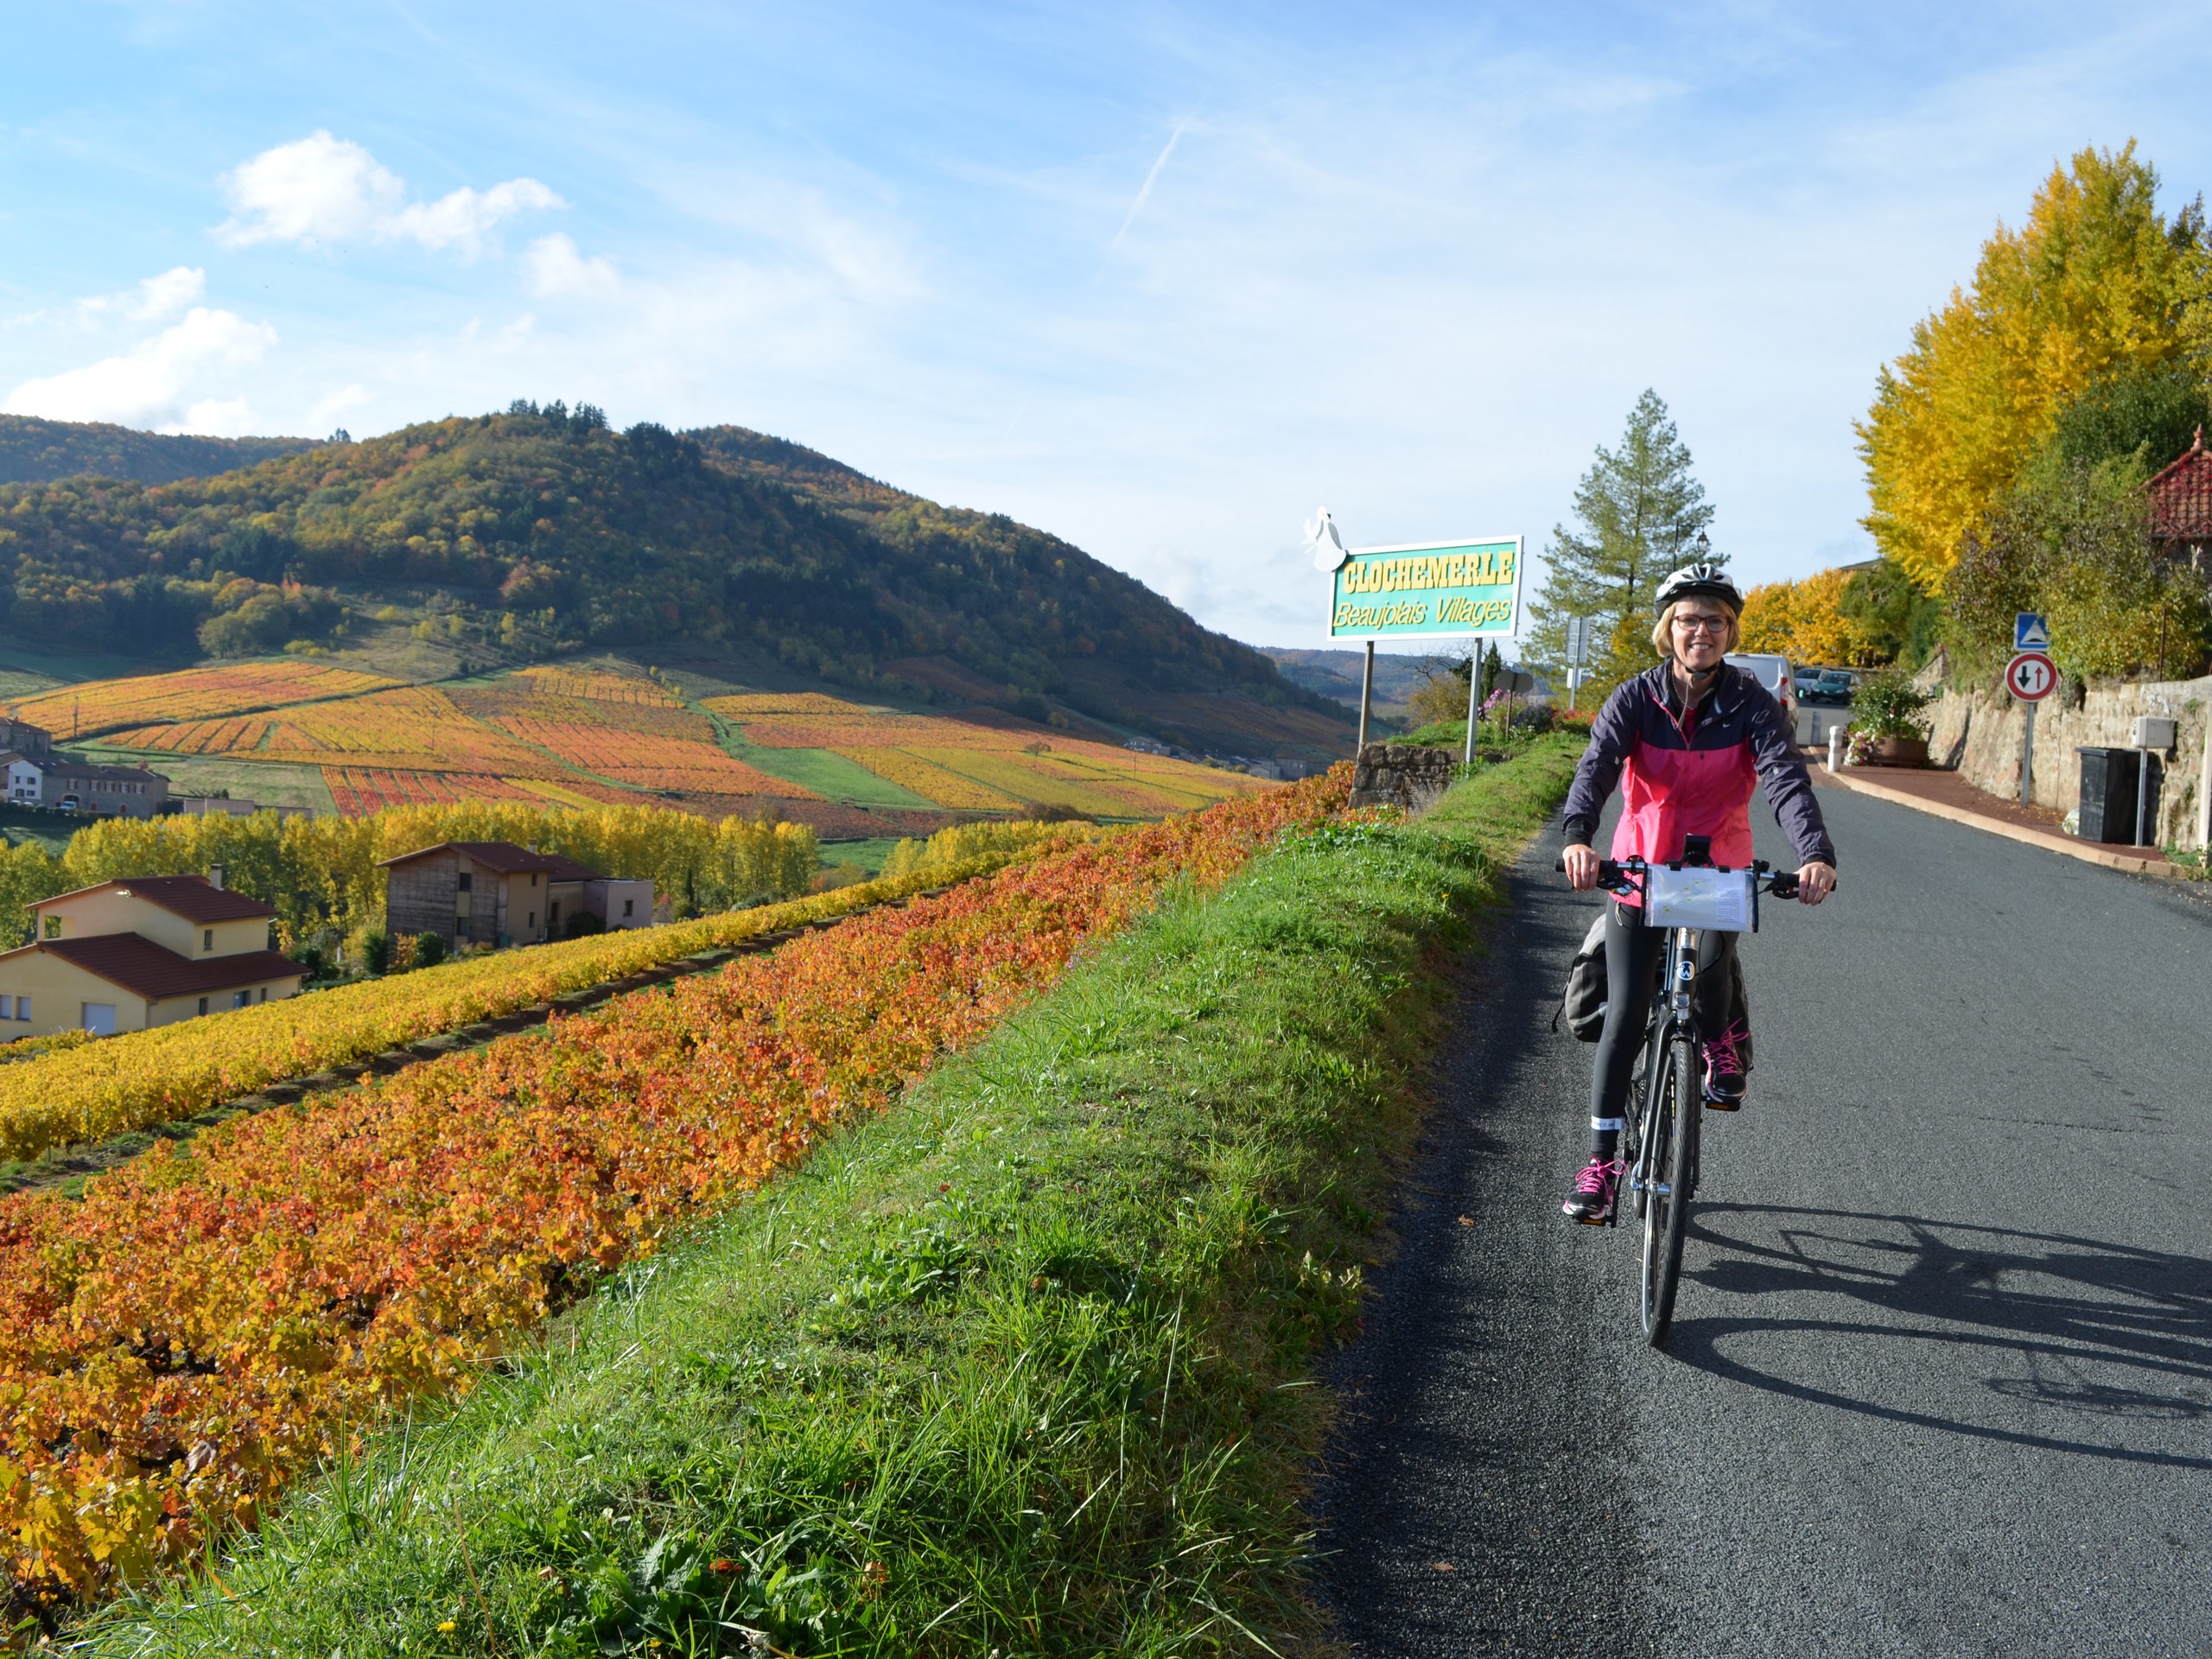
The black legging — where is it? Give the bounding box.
[1587,899,1739,1153]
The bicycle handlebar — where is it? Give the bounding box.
[1553,853,1827,900]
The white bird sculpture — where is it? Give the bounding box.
[1305,507,1349,571]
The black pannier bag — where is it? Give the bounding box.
[1554,912,1611,1040]
[1554,905,1754,1065]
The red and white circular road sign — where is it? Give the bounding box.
[2005,651,2057,702]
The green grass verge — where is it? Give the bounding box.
[75,747,1578,1657]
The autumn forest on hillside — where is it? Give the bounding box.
[0,404,1352,766]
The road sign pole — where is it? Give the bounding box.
[2135,745,2152,847]
[1463,650,1479,768]
[2020,700,2035,808]
[1357,639,1375,756]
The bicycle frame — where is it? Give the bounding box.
[1628,922,1704,1208]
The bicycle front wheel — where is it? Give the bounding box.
[1639,1034,1700,1345]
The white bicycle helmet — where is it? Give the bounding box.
[1653,561,1743,613]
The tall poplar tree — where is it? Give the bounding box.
[1525,389,1717,690]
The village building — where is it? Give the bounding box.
[0,719,53,760]
[0,869,303,1037]
[171,795,311,821]
[0,747,169,819]
[2149,426,2212,577]
[378,841,656,950]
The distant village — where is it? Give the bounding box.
[0,715,181,820]
[0,714,657,1039]
[0,712,321,822]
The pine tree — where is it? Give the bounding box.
[1525,390,1717,690]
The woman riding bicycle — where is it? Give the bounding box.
[1559,562,1837,1224]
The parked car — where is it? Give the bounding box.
[1794,668,1824,699]
[1725,652,1795,716]
[1817,669,1858,702]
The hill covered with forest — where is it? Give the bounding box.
[0,404,1351,762]
[0,414,321,486]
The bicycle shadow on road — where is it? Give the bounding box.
[1661,1202,2212,1469]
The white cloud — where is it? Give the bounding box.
[3,307,277,431]
[526,233,621,298]
[5,267,208,333]
[78,265,207,326]
[181,397,257,436]
[393,178,564,251]
[217,130,563,254]
[306,383,371,434]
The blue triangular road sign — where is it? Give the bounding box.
[2015,613,2050,650]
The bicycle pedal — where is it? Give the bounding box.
[1703,1096,1740,1112]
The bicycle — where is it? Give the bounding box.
[1556,835,1811,1345]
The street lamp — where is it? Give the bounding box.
[1694,530,1710,560]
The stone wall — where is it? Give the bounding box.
[1348,742,1459,813]
[1923,673,2211,848]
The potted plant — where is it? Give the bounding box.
[1846,668,1933,766]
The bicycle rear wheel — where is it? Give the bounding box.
[1639,1034,1700,1345]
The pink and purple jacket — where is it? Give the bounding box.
[1561,662,1835,874]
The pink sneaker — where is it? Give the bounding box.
[1562,1156,1624,1224]
[1703,1019,1749,1109]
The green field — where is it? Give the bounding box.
[702,710,938,808]
[73,748,339,813]
[817,836,903,874]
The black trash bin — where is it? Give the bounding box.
[2076,747,2160,843]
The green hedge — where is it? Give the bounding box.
[80,741,1580,1656]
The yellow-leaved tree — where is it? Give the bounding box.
[1738,569,1874,665]
[1857,143,2212,592]
[0,803,819,951]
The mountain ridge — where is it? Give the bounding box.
[0,414,321,486]
[0,408,1352,764]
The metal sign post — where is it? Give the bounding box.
[1357,640,1375,754]
[1462,653,1480,768]
[2005,648,2057,806]
[1564,616,1590,712]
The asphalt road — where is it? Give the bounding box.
[1311,778,2212,1657]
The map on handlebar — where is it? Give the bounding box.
[1552,853,1806,908]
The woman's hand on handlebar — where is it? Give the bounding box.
[1562,843,1602,892]
[1796,861,1836,905]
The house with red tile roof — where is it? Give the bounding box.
[0,869,304,1037]
[377,841,655,950]
[2149,427,2212,576]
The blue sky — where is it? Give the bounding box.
[3,3,2210,651]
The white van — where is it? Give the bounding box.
[1725,652,1794,718]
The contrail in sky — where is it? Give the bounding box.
[1111,118,1192,247]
